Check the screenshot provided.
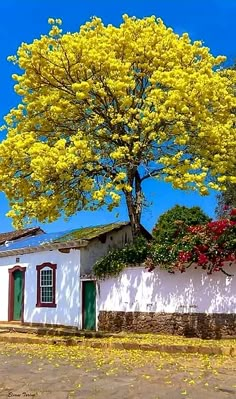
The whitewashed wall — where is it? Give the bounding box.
[0,226,133,327]
[0,261,12,321]
[80,225,132,274]
[0,249,81,326]
[98,266,236,314]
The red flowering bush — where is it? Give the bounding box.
[231,208,236,216]
[149,209,236,275]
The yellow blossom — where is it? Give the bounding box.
[0,15,235,228]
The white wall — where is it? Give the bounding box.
[0,262,12,321]
[98,266,236,314]
[0,249,81,326]
[0,226,133,327]
[80,225,132,275]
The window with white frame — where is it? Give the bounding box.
[40,267,53,303]
[36,263,57,307]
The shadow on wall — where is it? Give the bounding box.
[99,266,236,314]
[24,255,80,327]
[98,265,236,337]
[98,270,143,312]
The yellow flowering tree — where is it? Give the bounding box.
[0,16,235,235]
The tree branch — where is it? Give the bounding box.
[220,268,234,277]
[141,167,165,182]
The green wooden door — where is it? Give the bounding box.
[83,281,96,330]
[13,270,23,321]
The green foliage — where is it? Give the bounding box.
[218,222,236,252]
[147,243,178,271]
[150,216,236,275]
[152,205,211,244]
[93,206,235,278]
[93,236,149,278]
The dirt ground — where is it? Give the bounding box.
[0,342,235,399]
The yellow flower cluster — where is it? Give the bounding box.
[0,15,235,227]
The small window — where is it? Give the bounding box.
[41,268,53,303]
[36,263,57,307]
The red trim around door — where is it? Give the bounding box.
[8,265,26,322]
[82,281,85,329]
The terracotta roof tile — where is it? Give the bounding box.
[0,227,44,245]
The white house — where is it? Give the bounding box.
[0,222,133,330]
[97,265,236,338]
[1,222,235,338]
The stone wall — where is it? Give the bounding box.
[98,311,236,339]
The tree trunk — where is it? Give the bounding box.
[124,169,143,238]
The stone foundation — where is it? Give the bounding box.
[98,311,236,339]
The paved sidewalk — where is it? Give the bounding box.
[0,329,235,356]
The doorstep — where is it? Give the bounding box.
[0,323,111,338]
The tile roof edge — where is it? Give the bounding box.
[0,239,89,257]
[0,227,45,245]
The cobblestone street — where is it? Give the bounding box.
[0,343,235,399]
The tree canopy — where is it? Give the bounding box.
[152,205,211,244]
[149,209,236,275]
[0,16,235,234]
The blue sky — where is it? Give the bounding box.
[0,0,235,233]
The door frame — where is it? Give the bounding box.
[81,279,97,331]
[8,265,26,322]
